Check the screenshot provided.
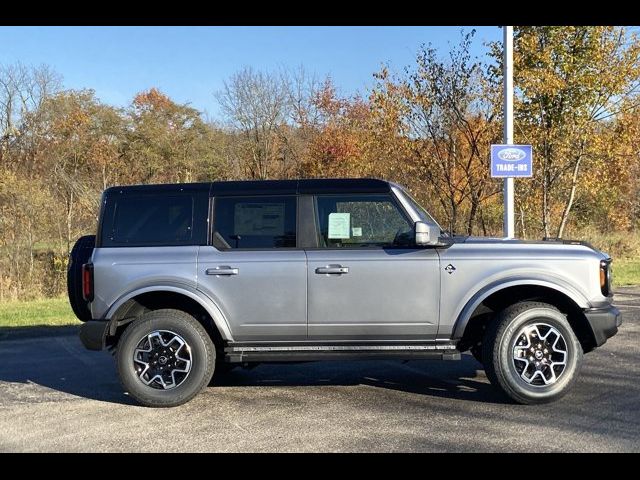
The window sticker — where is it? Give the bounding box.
[328,212,351,239]
[234,203,285,236]
[351,227,362,237]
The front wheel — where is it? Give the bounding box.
[482,301,583,404]
[116,309,215,407]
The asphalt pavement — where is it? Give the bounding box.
[1,288,639,452]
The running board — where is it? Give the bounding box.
[224,343,461,363]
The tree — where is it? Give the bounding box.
[492,26,640,237]
[0,63,61,167]
[216,67,293,179]
[124,88,226,183]
[371,30,502,234]
[303,79,373,178]
[31,90,121,250]
[281,66,325,177]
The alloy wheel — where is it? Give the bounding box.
[133,330,192,389]
[512,322,568,386]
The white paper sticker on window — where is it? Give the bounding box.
[234,203,285,236]
[352,227,362,237]
[328,212,351,239]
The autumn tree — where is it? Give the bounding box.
[29,90,123,250]
[0,64,63,299]
[124,88,225,183]
[583,101,640,232]
[0,169,54,299]
[492,26,640,238]
[3,33,640,300]
[302,80,374,178]
[371,30,502,234]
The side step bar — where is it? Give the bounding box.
[224,344,461,363]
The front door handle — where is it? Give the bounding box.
[315,265,349,275]
[206,266,239,276]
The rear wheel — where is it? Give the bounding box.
[116,309,215,407]
[482,301,583,404]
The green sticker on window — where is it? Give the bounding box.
[328,213,351,239]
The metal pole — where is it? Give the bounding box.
[503,25,515,238]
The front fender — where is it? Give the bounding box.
[104,284,234,341]
[450,275,590,340]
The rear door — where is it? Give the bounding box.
[306,193,440,341]
[197,195,307,342]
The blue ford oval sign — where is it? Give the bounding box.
[491,144,532,177]
[497,147,527,161]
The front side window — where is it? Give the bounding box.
[394,186,442,233]
[213,196,297,249]
[315,194,414,248]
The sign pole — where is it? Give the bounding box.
[503,25,515,238]
[491,28,531,218]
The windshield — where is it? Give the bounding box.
[395,186,445,235]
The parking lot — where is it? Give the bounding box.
[0,288,638,452]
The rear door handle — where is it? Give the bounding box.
[315,265,349,275]
[206,266,239,276]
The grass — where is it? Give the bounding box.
[614,258,640,287]
[0,297,80,328]
[570,228,640,287]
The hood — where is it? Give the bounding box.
[453,235,592,247]
[447,235,609,259]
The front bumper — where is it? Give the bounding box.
[79,320,110,351]
[583,305,622,347]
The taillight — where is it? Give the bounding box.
[82,263,94,301]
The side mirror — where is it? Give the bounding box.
[415,221,440,246]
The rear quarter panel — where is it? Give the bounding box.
[90,246,199,320]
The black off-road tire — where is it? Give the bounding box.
[482,301,583,405]
[116,309,215,408]
[470,343,484,365]
[67,235,95,322]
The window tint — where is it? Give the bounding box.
[213,196,297,249]
[103,195,196,246]
[315,194,414,248]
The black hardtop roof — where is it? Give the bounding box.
[104,178,392,196]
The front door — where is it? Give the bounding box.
[197,195,307,342]
[306,193,440,341]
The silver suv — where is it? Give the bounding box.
[68,178,621,407]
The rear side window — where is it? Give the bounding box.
[100,193,207,247]
[213,196,296,249]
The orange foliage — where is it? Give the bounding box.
[133,88,174,112]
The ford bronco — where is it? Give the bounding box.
[68,178,621,407]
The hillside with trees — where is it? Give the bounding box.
[2,26,640,300]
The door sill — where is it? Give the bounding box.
[224,342,460,363]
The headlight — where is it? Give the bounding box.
[600,259,613,296]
